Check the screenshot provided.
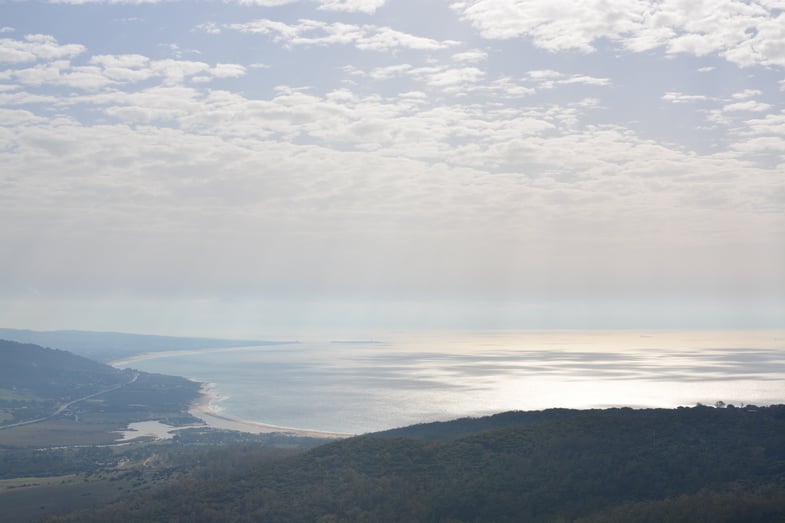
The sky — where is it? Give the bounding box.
[1,0,784,337]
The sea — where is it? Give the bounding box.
[117,330,785,435]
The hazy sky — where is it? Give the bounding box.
[1,0,784,336]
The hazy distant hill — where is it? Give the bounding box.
[0,339,201,445]
[0,328,283,362]
[0,339,129,408]
[48,405,785,523]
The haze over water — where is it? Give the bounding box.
[121,330,785,435]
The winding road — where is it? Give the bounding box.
[0,372,139,430]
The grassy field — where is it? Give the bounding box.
[0,419,122,447]
[0,388,37,401]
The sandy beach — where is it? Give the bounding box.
[188,384,350,440]
[108,345,271,368]
[110,348,351,439]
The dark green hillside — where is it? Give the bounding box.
[374,408,583,441]
[48,405,785,522]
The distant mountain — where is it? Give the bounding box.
[0,328,286,362]
[49,405,785,522]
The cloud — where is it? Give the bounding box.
[5,60,116,90]
[223,18,460,51]
[49,0,166,3]
[526,69,611,89]
[1,37,247,90]
[3,103,782,304]
[452,0,785,67]
[234,0,386,12]
[48,0,387,12]
[732,89,763,99]
[452,49,488,63]
[2,5,782,328]
[233,0,298,5]
[315,0,386,13]
[0,34,85,63]
[723,100,772,112]
[0,108,46,126]
[662,91,710,103]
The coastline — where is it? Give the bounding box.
[109,346,351,439]
[188,383,350,440]
[108,344,279,368]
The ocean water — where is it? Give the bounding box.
[119,330,785,435]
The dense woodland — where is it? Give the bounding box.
[47,405,785,522]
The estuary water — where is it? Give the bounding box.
[116,330,785,435]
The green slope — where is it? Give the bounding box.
[0,339,201,447]
[48,405,785,522]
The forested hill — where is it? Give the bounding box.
[0,339,129,403]
[0,339,200,444]
[49,405,785,523]
[373,408,584,440]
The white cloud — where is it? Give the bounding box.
[662,91,710,103]
[6,60,115,90]
[223,18,460,51]
[452,0,785,67]
[0,34,85,63]
[48,0,387,12]
[732,89,763,99]
[209,63,248,78]
[0,27,15,34]
[234,0,385,12]
[48,0,165,3]
[316,0,386,13]
[2,39,247,91]
[731,111,785,139]
[234,0,297,5]
[0,108,46,126]
[723,100,772,112]
[526,69,611,89]
[411,66,485,88]
[49,0,165,5]
[195,22,222,35]
[452,49,488,63]
[731,136,785,153]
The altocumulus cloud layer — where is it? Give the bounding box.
[0,0,783,334]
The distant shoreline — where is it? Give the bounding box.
[108,344,292,368]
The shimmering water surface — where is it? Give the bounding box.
[119,330,785,435]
